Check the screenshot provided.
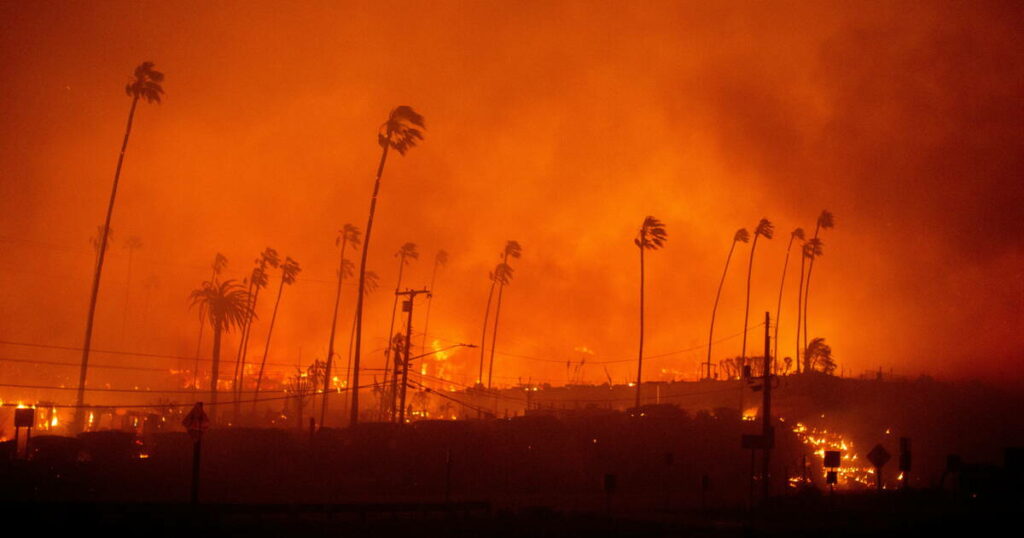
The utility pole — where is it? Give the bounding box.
[393,288,430,423]
[761,311,773,501]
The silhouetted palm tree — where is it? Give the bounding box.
[233,248,279,406]
[799,238,823,372]
[634,217,667,408]
[189,279,251,421]
[383,242,419,414]
[705,228,749,380]
[420,249,449,355]
[487,241,522,388]
[193,253,228,390]
[741,218,774,369]
[74,62,164,429]
[253,256,301,408]
[773,228,804,364]
[345,270,378,423]
[802,210,834,355]
[120,236,142,344]
[478,261,513,386]
[320,224,361,428]
[351,106,425,426]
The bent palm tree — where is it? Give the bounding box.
[802,210,834,354]
[634,217,667,408]
[487,241,522,388]
[320,224,361,428]
[772,228,804,364]
[351,106,425,426]
[189,279,251,422]
[799,238,824,372]
[741,218,774,370]
[705,228,749,380]
[253,256,301,409]
[233,248,279,408]
[74,62,164,430]
[420,249,449,356]
[344,270,378,423]
[478,262,513,385]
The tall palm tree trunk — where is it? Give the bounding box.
[486,282,506,389]
[320,239,349,428]
[233,281,260,420]
[796,255,806,373]
[803,260,817,357]
[74,95,139,431]
[253,278,286,410]
[209,325,222,421]
[478,280,498,386]
[706,241,738,379]
[773,236,796,366]
[351,142,390,426]
[740,235,761,370]
[635,246,645,409]
[193,266,219,392]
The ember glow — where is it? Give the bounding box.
[790,421,875,489]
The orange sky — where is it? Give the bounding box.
[0,0,1021,398]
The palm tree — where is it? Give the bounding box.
[193,253,228,390]
[120,236,142,344]
[705,228,749,380]
[478,262,513,386]
[320,225,361,428]
[420,249,449,356]
[189,279,252,421]
[74,62,164,430]
[802,210,835,355]
[634,217,667,409]
[344,270,378,423]
[253,256,302,409]
[487,241,522,388]
[772,228,804,365]
[351,106,425,426]
[383,242,419,415]
[233,248,279,408]
[741,218,774,370]
[799,238,824,372]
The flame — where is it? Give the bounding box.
[742,408,758,421]
[789,421,874,488]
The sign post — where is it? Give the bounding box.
[14,407,35,459]
[867,443,891,491]
[182,402,210,505]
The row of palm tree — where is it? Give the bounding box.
[479,241,522,388]
[319,224,361,427]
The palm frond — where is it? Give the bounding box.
[818,210,835,231]
[734,228,750,243]
[755,218,774,239]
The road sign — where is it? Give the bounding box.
[182,402,210,441]
[824,450,841,468]
[14,408,35,428]
[867,444,891,469]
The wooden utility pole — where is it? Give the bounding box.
[393,288,430,423]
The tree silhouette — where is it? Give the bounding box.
[74,62,164,430]
[487,241,522,388]
[705,228,749,379]
[805,337,835,375]
[253,256,301,409]
[634,217,667,408]
[193,253,227,390]
[345,270,378,422]
[320,224,361,428]
[233,248,280,411]
[120,235,142,345]
[420,249,449,356]
[741,219,774,371]
[351,106,425,426]
[773,228,804,367]
[800,238,824,372]
[803,210,834,356]
[383,242,419,417]
[189,279,251,421]
[478,261,513,386]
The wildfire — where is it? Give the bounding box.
[789,421,874,488]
